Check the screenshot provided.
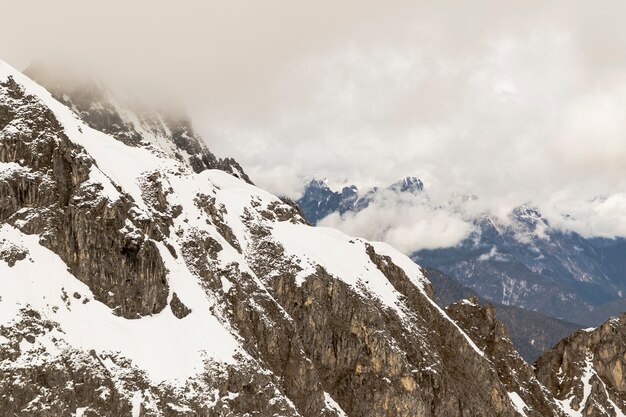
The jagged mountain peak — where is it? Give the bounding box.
[298,176,424,224]
[304,178,332,191]
[22,59,252,183]
[389,176,425,193]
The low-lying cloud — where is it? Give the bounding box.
[2,1,626,249]
[319,190,475,253]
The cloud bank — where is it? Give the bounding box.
[2,1,626,249]
[319,190,475,253]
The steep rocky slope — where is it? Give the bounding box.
[445,298,566,417]
[446,298,626,417]
[426,268,581,362]
[535,314,626,416]
[0,61,529,416]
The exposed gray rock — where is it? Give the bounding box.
[446,299,566,417]
[0,238,27,266]
[426,267,582,362]
[0,76,168,319]
[535,314,626,416]
[170,293,191,319]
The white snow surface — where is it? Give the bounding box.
[324,392,349,417]
[554,352,626,417]
[0,225,240,382]
[272,224,408,315]
[507,391,529,417]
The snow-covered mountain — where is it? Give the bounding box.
[2,60,626,416]
[23,61,251,183]
[297,179,626,325]
[297,177,423,225]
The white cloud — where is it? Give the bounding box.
[318,190,475,253]
[2,1,626,244]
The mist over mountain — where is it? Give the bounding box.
[298,178,626,323]
[3,1,626,416]
[3,55,626,416]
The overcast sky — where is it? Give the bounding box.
[2,1,626,251]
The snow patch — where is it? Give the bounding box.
[508,391,529,417]
[324,392,348,417]
[0,224,241,383]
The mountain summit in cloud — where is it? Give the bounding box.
[298,177,626,325]
[4,57,626,416]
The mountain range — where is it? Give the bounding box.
[297,178,626,326]
[2,60,626,416]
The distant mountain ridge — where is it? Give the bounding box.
[297,178,626,325]
[297,176,423,224]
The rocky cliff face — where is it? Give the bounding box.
[426,268,581,362]
[445,297,626,417]
[534,314,626,416]
[445,299,567,417]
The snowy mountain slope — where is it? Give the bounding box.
[4,59,626,417]
[415,210,624,320]
[0,61,533,416]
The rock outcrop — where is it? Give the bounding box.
[0,74,169,319]
[535,314,626,416]
[426,267,581,362]
[446,298,566,417]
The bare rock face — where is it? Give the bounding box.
[169,293,191,319]
[534,314,626,416]
[0,76,169,318]
[0,238,27,266]
[445,298,566,417]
